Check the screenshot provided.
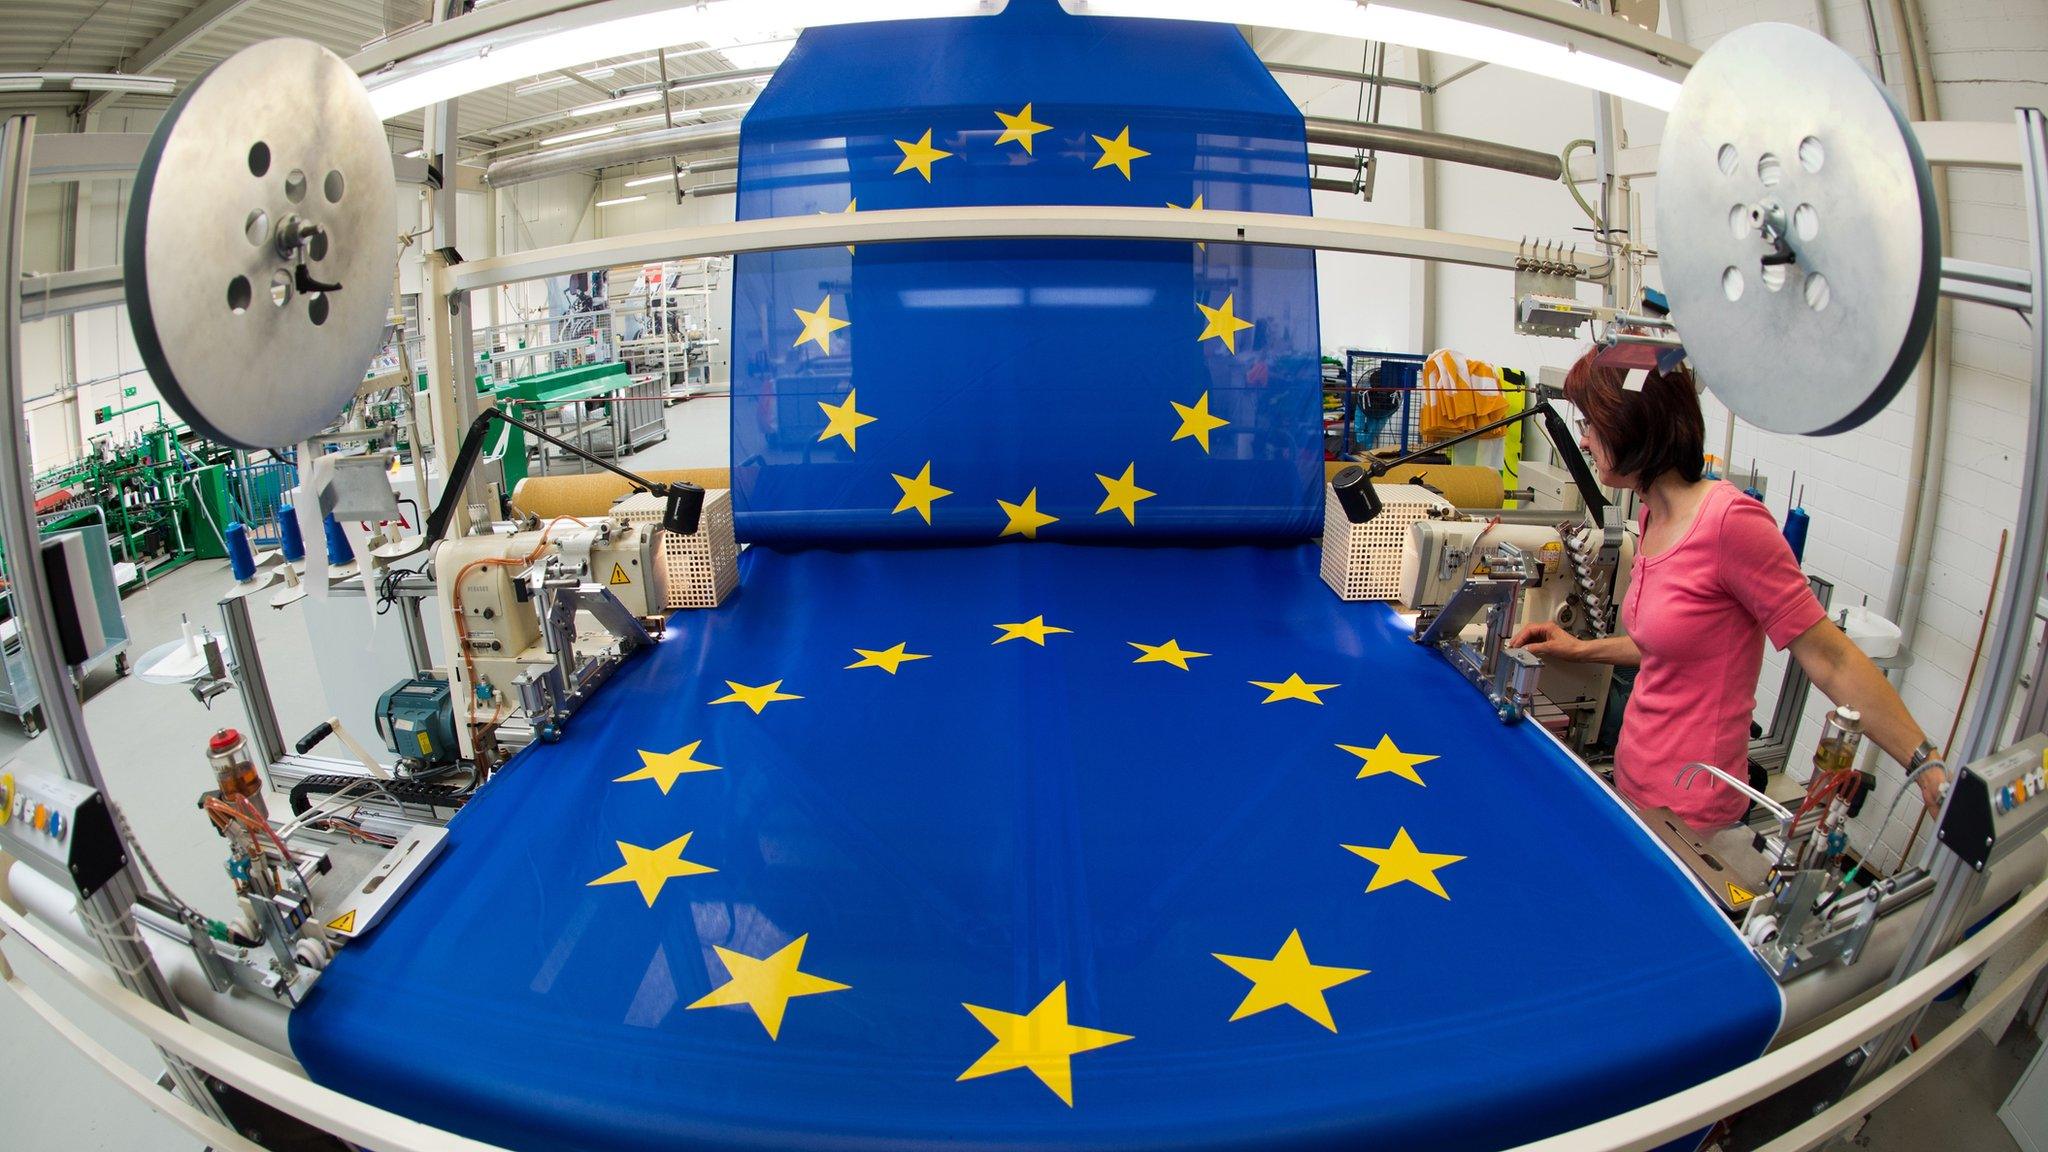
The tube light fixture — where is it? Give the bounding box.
[1058,0,1684,110]
[363,0,1004,120]
[622,171,681,188]
[596,194,647,208]
[0,71,177,96]
[543,124,620,146]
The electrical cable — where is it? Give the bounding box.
[1862,760,1949,875]
[107,800,211,931]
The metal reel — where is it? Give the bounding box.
[1657,22,1939,436]
[124,39,397,450]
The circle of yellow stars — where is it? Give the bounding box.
[794,106,1252,539]
[588,600,1465,1105]
[591,103,1440,1108]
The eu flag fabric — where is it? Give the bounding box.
[729,0,1323,544]
[290,543,1784,1151]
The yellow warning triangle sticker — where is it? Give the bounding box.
[1726,882,1755,906]
[326,909,357,934]
[609,562,631,586]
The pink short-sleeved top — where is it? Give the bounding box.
[1616,481,1826,829]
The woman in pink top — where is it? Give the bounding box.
[1511,352,1948,829]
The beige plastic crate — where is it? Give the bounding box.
[613,488,739,608]
[1320,482,1455,601]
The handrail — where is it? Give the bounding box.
[0,902,510,1152]
[1500,868,2048,1152]
[5,852,2045,1152]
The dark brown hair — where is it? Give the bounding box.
[1562,352,1705,487]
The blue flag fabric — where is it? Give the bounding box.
[292,543,1782,1151]
[730,0,1323,544]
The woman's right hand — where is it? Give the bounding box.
[1509,621,1583,661]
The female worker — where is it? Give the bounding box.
[1509,351,1949,830]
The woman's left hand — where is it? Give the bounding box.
[1917,766,1948,813]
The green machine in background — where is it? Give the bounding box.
[33,404,241,588]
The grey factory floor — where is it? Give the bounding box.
[0,391,2040,1151]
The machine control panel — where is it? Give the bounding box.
[0,770,128,898]
[1941,733,2048,872]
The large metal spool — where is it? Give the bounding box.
[1658,22,1940,436]
[124,39,397,450]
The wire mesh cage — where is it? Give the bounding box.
[1319,482,1455,602]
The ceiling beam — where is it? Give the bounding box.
[84,0,265,116]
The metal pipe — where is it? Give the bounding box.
[218,594,285,767]
[1304,117,1562,181]
[449,205,1606,292]
[1266,61,1428,92]
[1958,108,2048,763]
[485,122,740,187]
[0,112,232,1127]
[684,180,736,198]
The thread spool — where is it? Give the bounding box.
[1784,483,1810,563]
[276,505,305,563]
[323,514,354,565]
[224,521,255,581]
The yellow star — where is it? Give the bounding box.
[792,295,851,354]
[586,833,715,907]
[1094,462,1156,524]
[1337,736,1439,786]
[1128,639,1208,670]
[686,934,849,1040]
[1170,391,1230,453]
[993,103,1052,154]
[1169,192,1206,250]
[612,740,723,794]
[893,128,953,181]
[998,488,1059,539]
[710,679,803,713]
[891,461,952,524]
[846,642,931,674]
[816,389,876,450]
[1213,929,1369,1032]
[993,615,1071,646]
[1196,293,1255,353]
[1091,126,1149,180]
[1342,827,1466,900]
[1249,673,1337,704]
[957,982,1132,1107]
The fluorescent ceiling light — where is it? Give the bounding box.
[1060,0,1683,110]
[596,194,647,208]
[68,74,176,95]
[544,124,619,145]
[0,71,176,95]
[623,171,680,188]
[402,147,426,159]
[365,0,1003,120]
[570,90,663,117]
[513,75,575,96]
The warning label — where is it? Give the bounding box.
[1725,882,1755,906]
[326,909,357,934]
[609,563,631,586]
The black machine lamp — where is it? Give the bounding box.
[1329,464,1381,524]
[421,408,705,547]
[1340,400,1609,528]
